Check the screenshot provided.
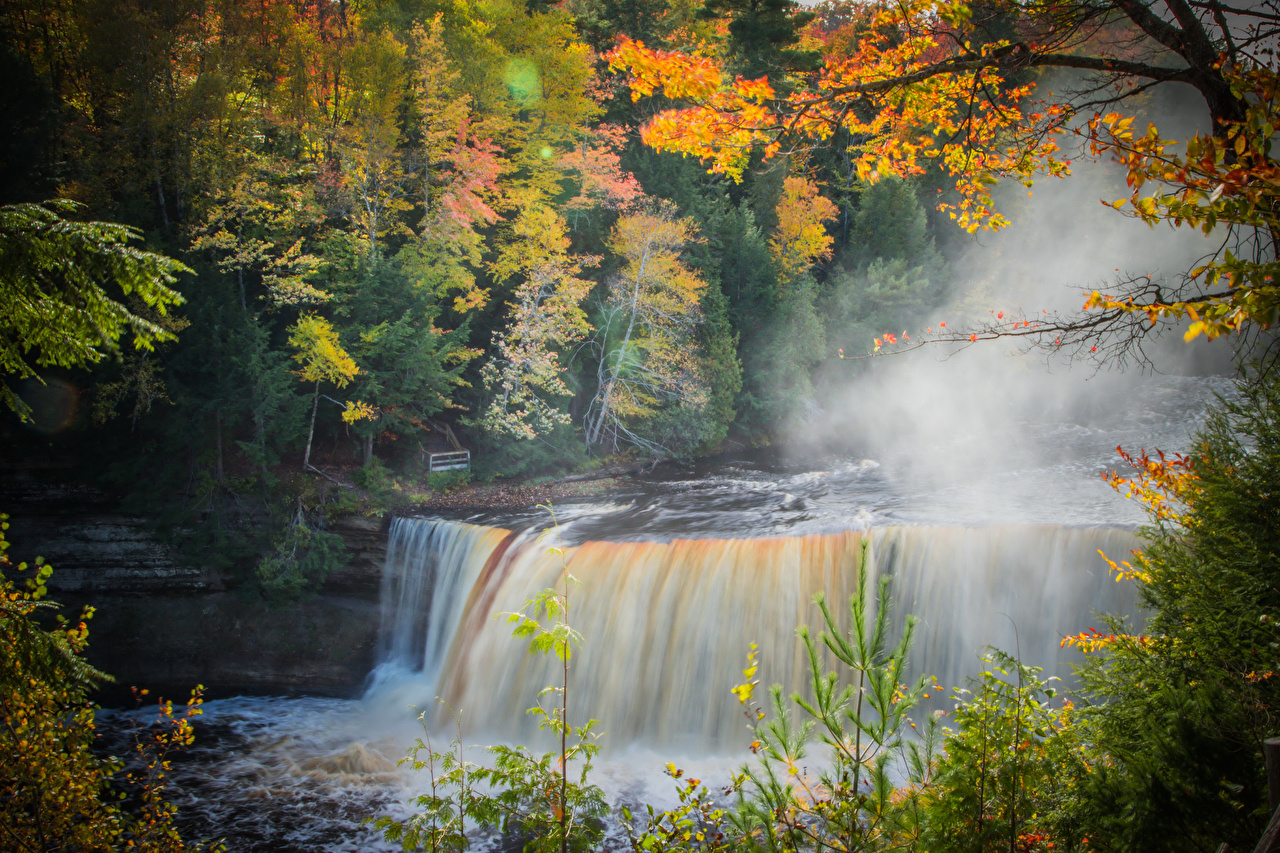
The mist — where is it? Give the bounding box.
[795,81,1239,526]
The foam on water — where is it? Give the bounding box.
[116,373,1232,849]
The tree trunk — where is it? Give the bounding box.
[149,128,170,231]
[214,409,225,483]
[361,433,374,466]
[303,380,320,470]
[587,236,652,447]
[237,223,247,310]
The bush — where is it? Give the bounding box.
[255,520,347,600]
[0,513,214,851]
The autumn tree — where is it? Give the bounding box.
[1040,371,1280,849]
[1,514,210,852]
[584,209,710,453]
[470,0,599,204]
[288,313,360,470]
[482,205,596,440]
[401,114,504,321]
[557,123,643,230]
[190,153,327,311]
[769,175,837,284]
[397,14,506,325]
[606,1,1280,361]
[337,28,414,260]
[743,175,835,424]
[411,16,470,215]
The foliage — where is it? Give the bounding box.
[0,201,189,420]
[0,513,214,852]
[426,468,473,493]
[923,651,1075,853]
[340,262,476,465]
[288,312,361,470]
[606,0,1280,360]
[475,532,608,853]
[630,539,936,852]
[769,176,836,286]
[371,707,477,853]
[190,153,327,310]
[255,516,348,601]
[289,313,361,390]
[376,512,606,853]
[585,209,711,454]
[1050,370,1280,850]
[0,0,1028,491]
[739,550,931,850]
[481,205,596,440]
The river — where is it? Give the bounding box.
[99,373,1234,852]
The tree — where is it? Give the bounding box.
[0,513,209,852]
[557,123,643,230]
[698,0,819,82]
[479,546,608,853]
[584,209,709,453]
[1050,371,1280,850]
[627,540,936,852]
[0,201,189,420]
[923,651,1075,853]
[287,313,360,470]
[769,175,836,286]
[481,205,596,440]
[823,176,947,356]
[337,28,414,261]
[410,15,474,227]
[338,261,475,465]
[469,0,599,205]
[742,175,834,426]
[605,1,1280,361]
[190,153,327,311]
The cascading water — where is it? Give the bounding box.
[99,372,1224,851]
[367,518,512,701]
[364,517,1139,751]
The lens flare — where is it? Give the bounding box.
[503,58,541,105]
[18,377,78,434]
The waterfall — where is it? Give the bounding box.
[366,518,513,696]
[367,517,1139,752]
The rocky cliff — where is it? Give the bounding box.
[2,456,389,705]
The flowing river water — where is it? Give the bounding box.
[101,374,1234,851]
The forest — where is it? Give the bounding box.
[4,0,1280,849]
[0,0,977,595]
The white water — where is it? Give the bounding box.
[146,516,1141,851]
[138,372,1233,850]
[364,519,1138,751]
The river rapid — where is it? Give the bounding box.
[99,373,1235,852]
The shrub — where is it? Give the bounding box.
[0,512,214,851]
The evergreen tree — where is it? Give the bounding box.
[1055,371,1280,851]
[699,0,820,82]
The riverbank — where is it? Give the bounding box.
[416,470,632,510]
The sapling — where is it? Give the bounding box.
[371,703,476,853]
[475,509,607,853]
[376,505,606,853]
[630,537,938,852]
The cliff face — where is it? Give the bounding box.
[2,459,389,705]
